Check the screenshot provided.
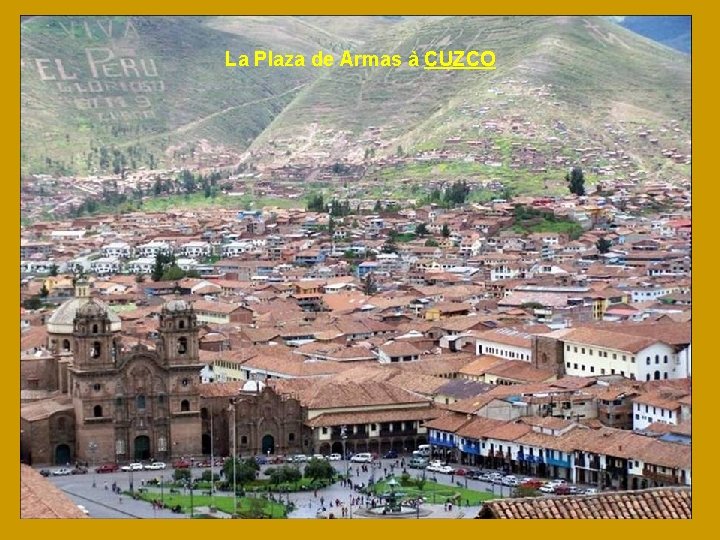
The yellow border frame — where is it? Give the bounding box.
[7,2,707,539]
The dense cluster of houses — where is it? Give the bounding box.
[21,186,690,490]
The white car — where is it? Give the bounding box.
[121,462,143,471]
[437,465,454,474]
[144,462,167,470]
[583,488,598,495]
[350,453,373,463]
[539,484,555,494]
[291,454,308,463]
[52,468,72,476]
[328,454,342,461]
[502,475,520,486]
[312,454,326,461]
[77,505,89,515]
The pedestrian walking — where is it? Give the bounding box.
[104,482,108,490]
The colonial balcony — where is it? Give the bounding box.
[642,466,681,485]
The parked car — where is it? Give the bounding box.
[121,462,143,472]
[383,449,398,459]
[172,459,191,469]
[501,475,520,486]
[583,488,598,495]
[454,468,469,476]
[520,478,543,489]
[39,469,51,477]
[487,472,504,484]
[437,465,454,474]
[144,462,167,470]
[95,463,119,474]
[254,455,268,465]
[350,453,373,463]
[291,454,308,463]
[70,466,88,475]
[539,484,555,494]
[52,468,72,476]
[328,454,342,461]
[77,505,89,516]
[312,454,326,461]
[195,460,212,468]
[408,457,428,469]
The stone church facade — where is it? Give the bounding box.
[21,284,307,466]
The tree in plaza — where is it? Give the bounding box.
[173,468,191,482]
[223,458,258,491]
[304,458,335,482]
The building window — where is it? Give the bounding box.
[581,348,585,354]
[663,372,668,379]
[62,339,71,352]
[573,363,578,369]
[646,357,651,365]
[566,345,570,351]
[289,433,295,442]
[322,427,328,435]
[589,350,593,356]
[182,378,190,387]
[91,341,101,359]
[179,320,185,329]
[655,355,660,364]
[566,362,570,368]
[664,355,668,364]
[241,435,248,445]
[590,366,595,373]
[93,383,102,392]
[635,414,640,420]
[178,337,188,355]
[371,424,377,430]
[654,371,661,380]
[613,354,617,360]
[136,395,146,409]
[181,399,190,412]
[574,347,578,352]
[93,405,103,417]
[92,324,98,334]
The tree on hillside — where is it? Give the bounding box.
[363,272,377,295]
[441,224,451,238]
[596,237,612,254]
[566,166,586,196]
[415,223,428,236]
[49,263,58,277]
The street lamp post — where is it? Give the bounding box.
[129,465,134,495]
[161,473,164,505]
[88,441,98,488]
[341,425,349,480]
[229,398,238,517]
[210,411,214,508]
[188,479,195,518]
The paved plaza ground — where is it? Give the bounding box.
[42,458,520,519]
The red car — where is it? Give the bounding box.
[172,459,191,469]
[454,468,469,476]
[95,463,119,473]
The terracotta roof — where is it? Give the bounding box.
[21,465,88,518]
[479,487,691,519]
[425,412,474,432]
[21,395,74,421]
[198,381,246,398]
[562,327,658,353]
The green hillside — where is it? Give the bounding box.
[20,16,316,175]
[21,15,690,188]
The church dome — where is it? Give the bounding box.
[47,297,121,335]
[76,298,108,318]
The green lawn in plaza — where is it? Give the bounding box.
[369,476,500,506]
[135,490,287,518]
